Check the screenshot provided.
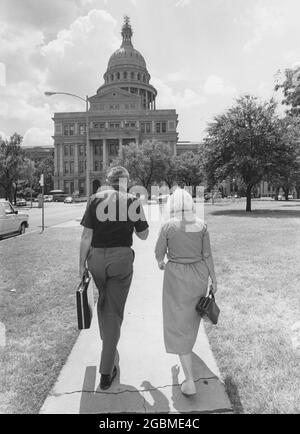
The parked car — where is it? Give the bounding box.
[44,195,53,202]
[0,200,29,239]
[15,198,27,207]
[64,196,73,204]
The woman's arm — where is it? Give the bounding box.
[79,227,93,278]
[155,226,167,270]
[203,228,217,293]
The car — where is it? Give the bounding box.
[64,196,73,204]
[15,198,27,207]
[44,195,53,202]
[0,200,29,239]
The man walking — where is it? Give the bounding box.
[79,166,149,390]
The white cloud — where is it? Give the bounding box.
[203,75,236,96]
[152,77,206,110]
[23,127,53,147]
[243,5,286,52]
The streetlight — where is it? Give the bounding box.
[45,91,90,198]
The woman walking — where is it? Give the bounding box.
[155,189,217,395]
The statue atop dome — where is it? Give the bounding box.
[121,15,133,48]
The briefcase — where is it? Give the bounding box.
[76,270,94,330]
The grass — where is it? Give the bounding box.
[0,227,83,414]
[202,199,300,414]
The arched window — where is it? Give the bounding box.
[137,73,141,81]
[123,71,127,79]
[143,75,146,83]
[110,74,114,82]
[117,72,120,80]
[131,72,135,80]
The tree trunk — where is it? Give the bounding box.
[296,186,300,199]
[246,185,252,212]
[283,187,289,201]
[274,186,280,201]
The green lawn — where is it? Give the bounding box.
[0,228,83,414]
[202,199,300,414]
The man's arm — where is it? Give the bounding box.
[134,227,149,240]
[79,227,93,277]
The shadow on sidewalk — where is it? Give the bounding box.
[210,209,300,219]
[170,353,232,414]
[79,367,170,414]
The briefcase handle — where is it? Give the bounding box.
[82,269,90,284]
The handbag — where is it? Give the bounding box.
[76,269,94,330]
[196,285,220,325]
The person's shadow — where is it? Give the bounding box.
[171,353,233,414]
[79,353,170,414]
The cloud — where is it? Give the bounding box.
[203,75,236,96]
[40,9,119,94]
[23,127,53,147]
[152,77,206,110]
[243,4,286,52]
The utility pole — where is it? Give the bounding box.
[39,173,44,232]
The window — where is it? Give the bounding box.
[69,145,74,157]
[108,143,119,156]
[110,74,114,81]
[125,103,129,110]
[70,161,74,174]
[63,123,75,136]
[141,122,151,133]
[64,162,69,175]
[117,72,120,80]
[124,121,136,128]
[94,160,99,172]
[130,103,135,109]
[131,72,134,80]
[79,124,86,135]
[143,74,146,83]
[156,122,167,133]
[2,202,15,214]
[137,73,141,81]
[79,145,85,156]
[79,161,85,174]
[79,181,85,195]
[109,122,120,129]
[64,145,69,156]
[94,143,103,156]
[123,71,127,79]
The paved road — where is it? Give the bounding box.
[16,202,87,234]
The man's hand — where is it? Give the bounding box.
[158,261,166,270]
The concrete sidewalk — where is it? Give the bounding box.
[40,219,232,414]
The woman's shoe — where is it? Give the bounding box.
[100,366,117,390]
[181,380,196,396]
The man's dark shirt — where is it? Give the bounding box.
[80,188,149,248]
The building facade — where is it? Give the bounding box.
[51,17,178,196]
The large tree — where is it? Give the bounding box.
[204,95,284,212]
[275,66,300,116]
[173,151,205,189]
[0,133,25,202]
[113,139,172,191]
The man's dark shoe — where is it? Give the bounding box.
[100,366,117,390]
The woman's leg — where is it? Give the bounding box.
[179,353,196,395]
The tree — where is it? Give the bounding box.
[34,157,54,194]
[275,66,300,116]
[173,151,205,190]
[268,116,300,200]
[204,95,284,212]
[0,133,25,202]
[113,140,172,191]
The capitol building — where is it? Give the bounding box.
[52,17,179,196]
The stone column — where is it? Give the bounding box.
[54,144,58,176]
[59,144,63,175]
[103,139,107,170]
[74,144,79,174]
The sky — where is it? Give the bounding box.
[0,0,300,146]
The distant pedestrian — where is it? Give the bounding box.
[79,166,149,390]
[155,188,217,395]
